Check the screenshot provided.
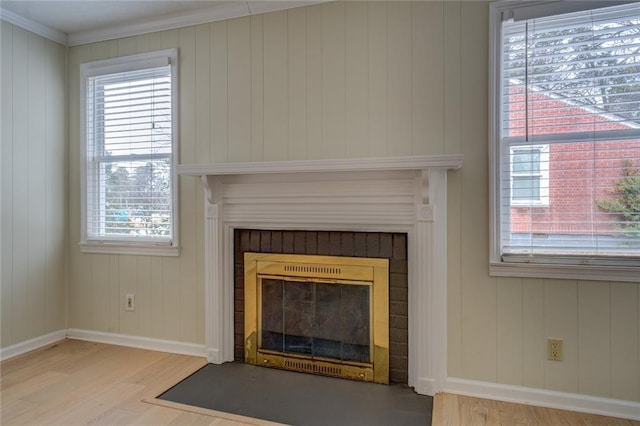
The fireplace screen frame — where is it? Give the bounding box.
[244,252,389,384]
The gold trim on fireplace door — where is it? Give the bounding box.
[244,253,389,385]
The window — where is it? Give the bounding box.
[80,49,179,255]
[510,145,549,205]
[489,2,640,281]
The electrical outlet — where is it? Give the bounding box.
[125,294,135,312]
[547,338,563,361]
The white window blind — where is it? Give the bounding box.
[83,51,176,247]
[499,2,640,265]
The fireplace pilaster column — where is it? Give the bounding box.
[410,169,448,395]
[203,176,234,364]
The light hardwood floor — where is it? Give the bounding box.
[1,340,637,425]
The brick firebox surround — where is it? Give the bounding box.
[234,229,409,383]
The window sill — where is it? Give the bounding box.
[490,261,639,283]
[79,242,180,257]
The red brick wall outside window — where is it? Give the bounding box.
[505,88,640,235]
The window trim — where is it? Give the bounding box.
[488,1,639,282]
[79,49,180,256]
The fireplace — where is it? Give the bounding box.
[177,155,462,395]
[244,253,389,383]
[235,230,409,383]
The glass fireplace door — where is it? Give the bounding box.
[260,279,372,364]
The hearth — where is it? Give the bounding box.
[244,253,389,384]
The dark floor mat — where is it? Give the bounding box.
[158,362,432,426]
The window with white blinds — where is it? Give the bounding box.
[490,2,640,276]
[80,49,178,254]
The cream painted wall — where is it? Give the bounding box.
[1,21,67,348]
[65,1,639,403]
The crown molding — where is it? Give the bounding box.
[246,1,327,15]
[0,7,67,45]
[67,0,329,47]
[67,2,250,47]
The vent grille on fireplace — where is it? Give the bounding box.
[284,265,341,275]
[284,359,342,376]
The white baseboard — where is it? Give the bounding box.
[66,329,207,358]
[444,377,640,421]
[0,330,67,361]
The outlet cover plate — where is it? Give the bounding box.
[547,338,563,361]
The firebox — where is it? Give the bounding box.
[244,253,389,384]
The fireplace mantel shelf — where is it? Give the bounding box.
[177,154,462,177]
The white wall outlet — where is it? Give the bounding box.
[125,294,135,312]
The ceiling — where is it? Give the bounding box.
[0,0,324,46]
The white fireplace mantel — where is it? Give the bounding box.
[178,154,462,396]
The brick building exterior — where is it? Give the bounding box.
[505,88,640,235]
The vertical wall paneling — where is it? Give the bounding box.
[577,281,611,397]
[211,22,228,162]
[134,33,151,53]
[544,279,579,393]
[1,21,14,347]
[45,41,67,332]
[178,26,199,344]
[321,2,346,159]
[195,24,211,164]
[263,12,288,160]
[306,6,322,160]
[496,277,523,386]
[27,32,47,337]
[367,2,387,157]
[228,17,252,162]
[610,282,639,401]
[287,8,308,160]
[161,257,181,341]
[459,1,496,383]
[1,22,67,348]
[117,36,136,57]
[11,26,31,344]
[179,26,196,165]
[66,42,81,330]
[150,257,164,339]
[412,1,444,155]
[91,255,109,331]
[521,278,545,389]
[446,169,463,377]
[137,256,153,335]
[443,0,462,155]
[250,15,264,161]
[194,24,209,343]
[345,2,368,158]
[108,255,120,333]
[442,0,463,376]
[386,1,411,156]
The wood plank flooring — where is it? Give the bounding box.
[433,393,639,426]
[1,340,637,425]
